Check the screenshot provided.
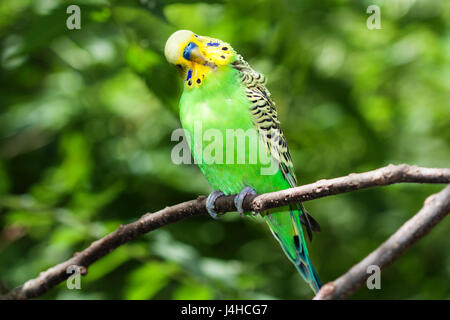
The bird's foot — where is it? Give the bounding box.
[234,186,257,218]
[206,190,225,220]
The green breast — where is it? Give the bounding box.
[180,67,252,133]
[179,67,289,194]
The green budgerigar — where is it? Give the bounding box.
[165,30,321,293]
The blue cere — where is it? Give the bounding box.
[207,41,220,47]
[183,42,198,60]
[186,69,193,81]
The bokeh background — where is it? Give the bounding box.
[0,0,449,300]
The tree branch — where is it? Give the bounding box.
[313,184,450,300]
[1,164,449,300]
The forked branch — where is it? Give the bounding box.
[1,164,449,300]
[314,184,450,300]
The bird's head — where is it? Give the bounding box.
[164,30,235,88]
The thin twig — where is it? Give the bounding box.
[1,164,449,300]
[314,184,450,300]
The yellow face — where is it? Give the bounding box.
[164,30,235,88]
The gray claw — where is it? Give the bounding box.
[234,186,257,217]
[206,190,225,220]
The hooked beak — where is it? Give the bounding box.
[189,46,208,65]
[184,41,217,70]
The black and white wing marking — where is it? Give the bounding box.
[232,54,297,187]
[232,55,321,238]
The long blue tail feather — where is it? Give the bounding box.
[265,205,321,294]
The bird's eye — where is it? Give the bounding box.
[174,64,185,75]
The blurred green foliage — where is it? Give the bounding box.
[0,0,449,299]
